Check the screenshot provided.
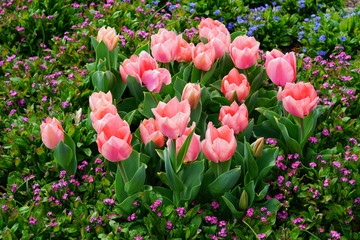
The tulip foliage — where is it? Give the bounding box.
[41,18,323,217]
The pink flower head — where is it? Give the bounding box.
[201,122,237,163]
[120,54,141,83]
[229,35,260,69]
[176,39,194,62]
[192,42,216,71]
[40,117,64,149]
[96,114,132,162]
[97,26,119,51]
[219,102,248,134]
[89,91,113,112]
[152,97,191,139]
[170,122,201,163]
[141,68,171,93]
[208,30,231,59]
[221,68,250,102]
[139,118,165,147]
[90,103,118,132]
[181,83,201,109]
[198,18,228,40]
[150,28,182,63]
[265,49,297,86]
[279,82,319,118]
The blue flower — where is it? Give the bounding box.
[302,48,307,52]
[324,14,331,18]
[189,2,196,7]
[273,16,280,20]
[318,35,326,41]
[214,10,221,15]
[339,36,347,41]
[189,8,195,14]
[316,51,327,56]
[152,1,159,5]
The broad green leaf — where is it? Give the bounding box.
[208,168,241,196]
[116,165,127,203]
[125,163,146,195]
[126,75,145,103]
[134,43,150,55]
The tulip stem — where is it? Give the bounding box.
[118,161,128,183]
[217,162,222,178]
[244,69,249,82]
[299,117,304,141]
[150,91,159,104]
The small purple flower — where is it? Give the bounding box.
[309,162,317,167]
[211,201,219,209]
[104,199,115,206]
[176,207,186,218]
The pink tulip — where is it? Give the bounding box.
[181,83,201,109]
[279,82,319,118]
[177,39,194,62]
[90,104,118,132]
[40,117,64,149]
[229,35,260,69]
[139,118,165,147]
[201,122,237,163]
[265,49,297,86]
[152,97,191,139]
[92,112,117,134]
[171,122,201,163]
[89,91,113,112]
[221,68,250,102]
[192,43,216,71]
[219,101,249,134]
[120,51,158,84]
[97,26,119,51]
[96,114,132,162]
[151,28,182,63]
[120,54,141,83]
[198,18,228,40]
[208,30,231,59]
[141,68,171,93]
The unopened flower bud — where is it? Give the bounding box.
[251,137,264,157]
[181,83,201,109]
[239,190,248,210]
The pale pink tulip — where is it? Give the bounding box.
[40,117,64,149]
[138,51,159,74]
[96,114,132,162]
[265,49,297,86]
[120,54,141,83]
[219,101,248,134]
[177,39,194,62]
[201,122,237,163]
[181,83,201,109]
[192,43,216,71]
[171,122,201,163]
[221,68,250,102]
[150,28,182,63]
[279,82,319,118]
[152,97,191,139]
[208,30,231,59]
[89,91,113,112]
[229,35,260,69]
[97,26,119,51]
[198,18,229,40]
[141,68,171,93]
[139,118,165,147]
[90,103,118,131]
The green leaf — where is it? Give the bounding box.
[176,128,195,172]
[201,60,218,85]
[244,181,255,206]
[54,133,76,175]
[125,163,146,195]
[117,192,142,215]
[208,168,241,196]
[183,63,193,83]
[222,192,243,218]
[191,65,202,83]
[96,41,111,70]
[180,160,205,201]
[111,68,127,101]
[126,75,145,103]
[91,37,99,50]
[141,92,159,119]
[116,165,127,203]
[230,31,247,41]
[164,146,184,192]
[134,43,150,55]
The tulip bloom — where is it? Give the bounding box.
[152,97,191,139]
[97,26,119,51]
[150,28,182,63]
[208,30,231,59]
[279,82,319,118]
[219,102,248,134]
[96,114,132,162]
[181,83,201,109]
[201,122,237,163]
[221,68,250,102]
[139,118,165,147]
[229,35,260,69]
[265,49,297,86]
[192,43,216,71]
[89,91,113,112]
[177,39,194,62]
[120,54,141,83]
[141,68,171,93]
[40,117,64,149]
[198,18,228,40]
[170,123,201,163]
[90,104,118,132]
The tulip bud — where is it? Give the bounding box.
[97,26,119,51]
[251,137,264,157]
[239,190,248,210]
[74,108,82,126]
[181,83,201,109]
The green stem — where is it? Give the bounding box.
[299,117,304,141]
[200,70,205,83]
[217,162,222,178]
[243,220,260,239]
[244,69,249,81]
[118,161,128,183]
[150,91,159,104]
